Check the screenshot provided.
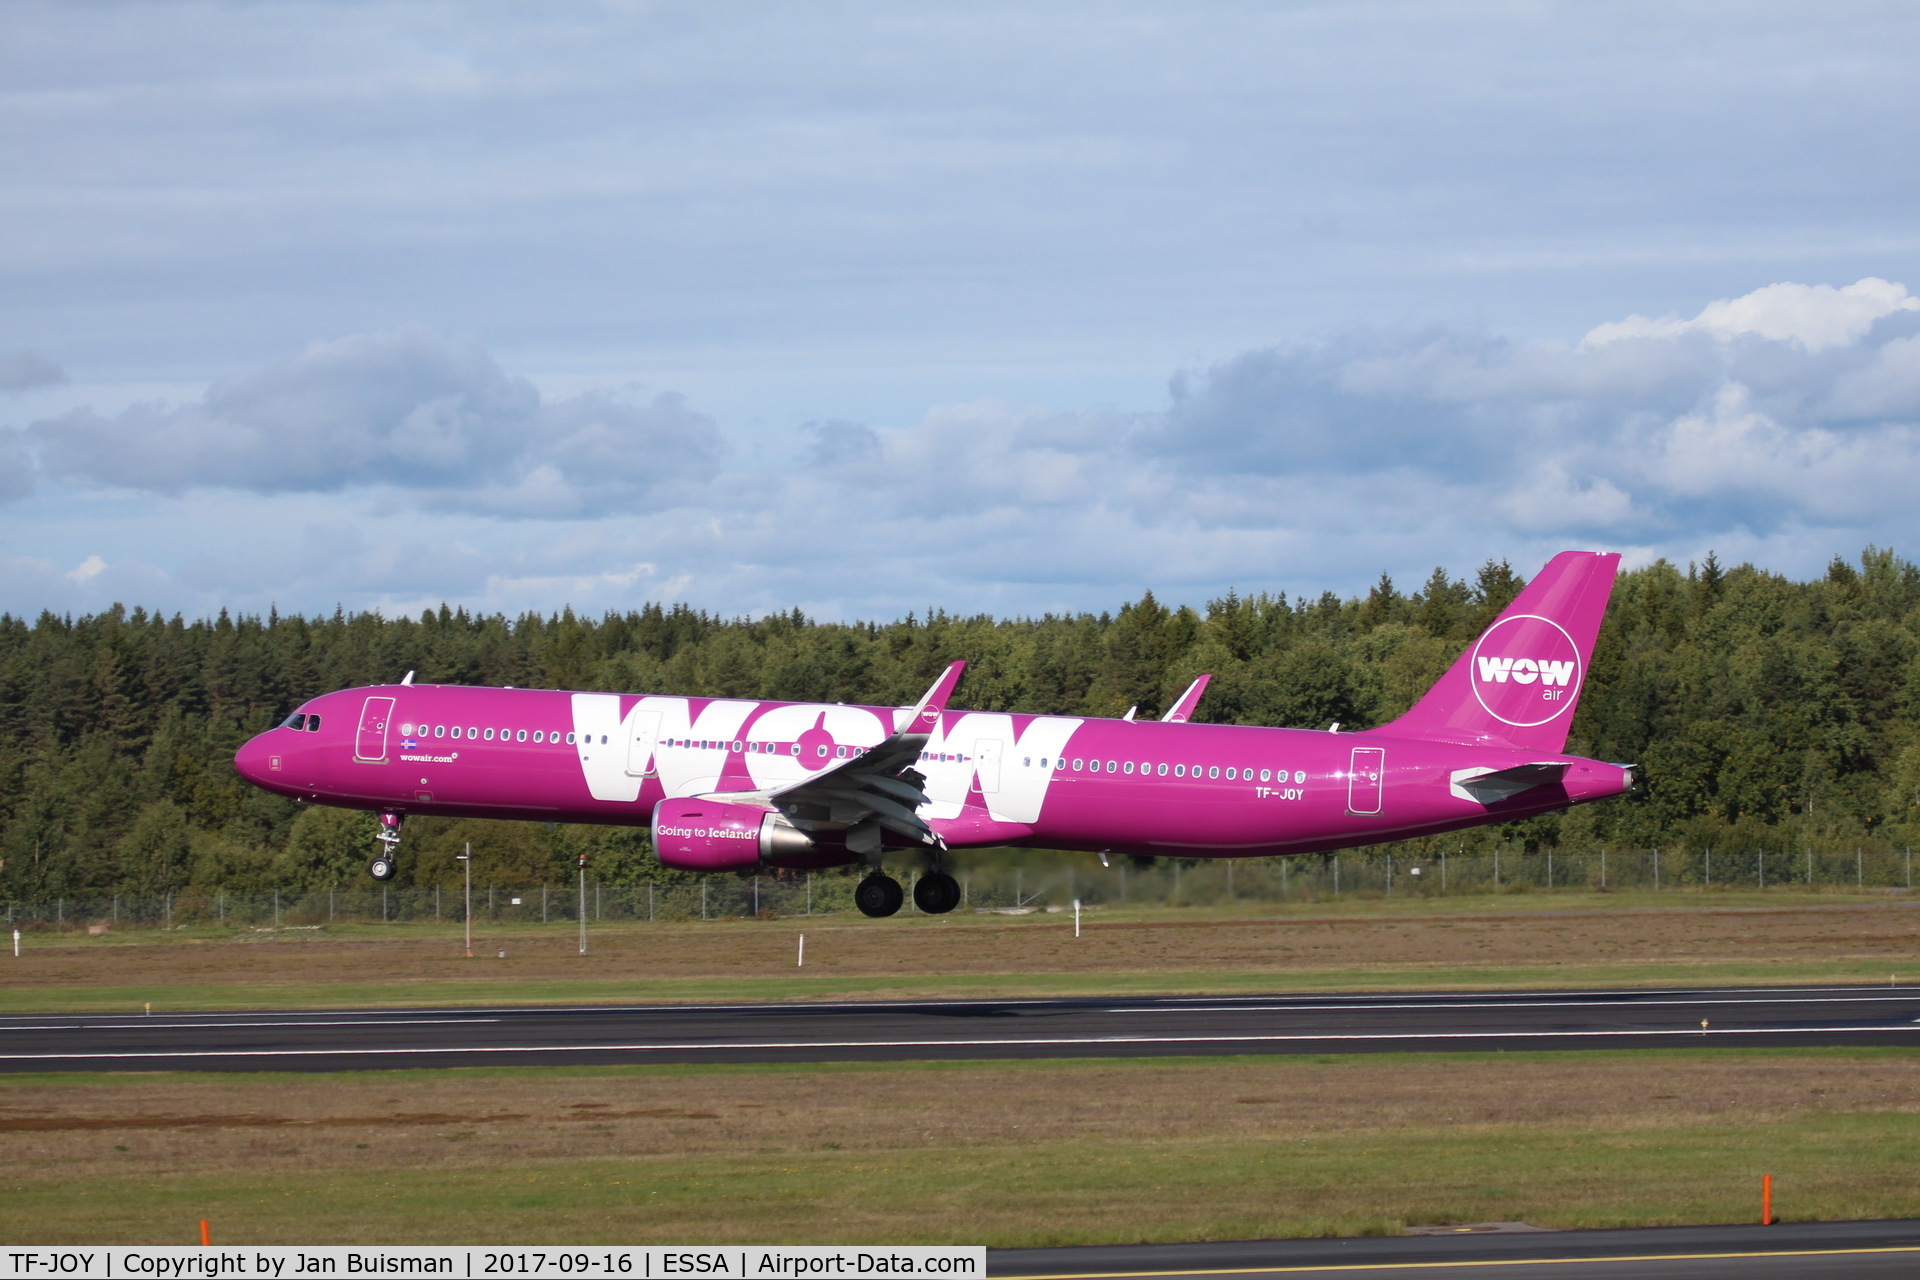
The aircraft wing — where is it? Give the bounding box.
[1162,673,1212,723]
[705,661,966,855]
[1449,762,1569,805]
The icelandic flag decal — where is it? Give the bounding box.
[401,738,419,749]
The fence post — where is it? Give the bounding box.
[1547,849,1552,889]
[1281,858,1288,899]
[1655,847,1661,890]
[327,887,332,921]
[1332,855,1339,895]
[543,884,548,923]
[1859,847,1864,889]
[1706,846,1712,889]
[274,890,280,927]
[1600,846,1606,890]
[702,881,708,920]
[1759,848,1765,890]
[596,882,602,920]
[805,874,811,916]
[648,882,654,922]
[1494,847,1500,889]
[382,886,388,922]
[435,885,440,919]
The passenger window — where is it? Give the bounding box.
[790,744,800,756]
[1174,764,1185,777]
[1157,763,1167,776]
[1124,762,1134,774]
[532,731,544,743]
[432,725,444,738]
[835,745,846,759]
[514,729,526,742]
[1260,769,1271,782]
[1023,756,1032,768]
[1226,768,1236,780]
[1106,760,1117,772]
[566,732,576,745]
[484,728,494,741]
[1072,758,1083,770]
[1208,766,1219,779]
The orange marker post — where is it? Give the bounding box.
[1762,1174,1773,1225]
[199,1219,211,1246]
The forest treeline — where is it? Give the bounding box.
[5,548,1920,899]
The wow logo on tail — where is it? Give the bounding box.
[1375,550,1618,753]
[1469,614,1583,728]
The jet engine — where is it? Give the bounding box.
[651,797,816,871]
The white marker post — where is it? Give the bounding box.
[1073,899,1081,938]
[11,928,18,957]
[797,934,805,967]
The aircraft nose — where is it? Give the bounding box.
[234,732,281,787]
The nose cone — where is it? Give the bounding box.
[234,732,284,790]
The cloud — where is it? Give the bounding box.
[1585,277,1920,352]
[0,350,66,393]
[24,328,720,517]
[11,278,1920,622]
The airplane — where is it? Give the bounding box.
[234,550,1630,918]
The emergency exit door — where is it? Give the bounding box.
[355,696,396,763]
[1347,746,1385,815]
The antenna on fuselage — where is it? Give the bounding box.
[401,670,415,686]
[1122,706,1137,721]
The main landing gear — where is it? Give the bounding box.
[854,873,904,918]
[913,871,961,915]
[368,812,402,881]
[853,869,963,918]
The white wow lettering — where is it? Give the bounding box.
[1475,656,1576,687]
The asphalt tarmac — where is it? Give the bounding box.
[3,982,1919,1071]
[988,1218,1920,1278]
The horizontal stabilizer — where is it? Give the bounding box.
[1450,762,1569,805]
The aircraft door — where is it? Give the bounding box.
[974,738,1004,793]
[355,696,396,763]
[625,709,663,777]
[1347,746,1384,815]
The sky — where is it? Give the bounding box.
[4,1,1920,623]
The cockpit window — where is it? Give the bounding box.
[280,712,307,730]
[306,715,321,732]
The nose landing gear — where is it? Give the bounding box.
[369,812,402,881]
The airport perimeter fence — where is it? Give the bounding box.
[4,843,1917,931]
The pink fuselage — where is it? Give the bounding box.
[234,684,1630,863]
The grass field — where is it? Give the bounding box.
[11,895,1920,1246]
[6,890,1920,1013]
[4,1049,1919,1245]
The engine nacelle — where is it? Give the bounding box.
[651,797,814,871]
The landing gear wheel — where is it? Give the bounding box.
[854,874,904,918]
[368,856,396,882]
[913,871,961,915]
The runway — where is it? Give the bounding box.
[988,1217,1920,1278]
[4,982,1920,1071]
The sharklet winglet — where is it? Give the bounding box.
[905,660,966,734]
[1162,673,1212,723]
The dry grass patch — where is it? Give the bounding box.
[10,899,1920,1012]
[5,1050,1920,1243]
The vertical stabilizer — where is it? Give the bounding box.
[1373,550,1620,752]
